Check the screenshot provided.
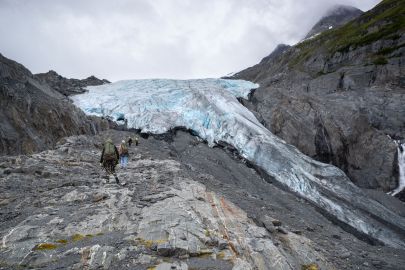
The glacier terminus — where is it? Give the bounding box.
[72,78,405,249]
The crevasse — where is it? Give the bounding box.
[72,78,405,249]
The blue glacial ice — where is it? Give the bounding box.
[72,78,405,248]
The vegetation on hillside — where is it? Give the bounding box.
[291,0,405,67]
[326,0,405,53]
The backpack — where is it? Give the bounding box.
[104,142,117,161]
[120,143,128,155]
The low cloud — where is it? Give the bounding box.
[0,0,381,81]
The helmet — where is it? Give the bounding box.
[122,140,125,143]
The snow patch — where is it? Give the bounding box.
[298,32,321,44]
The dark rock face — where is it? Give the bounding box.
[0,53,108,155]
[232,0,405,191]
[304,5,363,39]
[34,70,110,96]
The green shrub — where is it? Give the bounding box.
[373,55,388,65]
[377,43,405,55]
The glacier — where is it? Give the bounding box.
[72,78,405,249]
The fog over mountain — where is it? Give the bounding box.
[0,0,380,81]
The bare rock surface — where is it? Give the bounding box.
[1,129,404,269]
[0,53,108,155]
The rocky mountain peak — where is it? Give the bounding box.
[259,43,291,64]
[46,70,59,76]
[304,4,363,39]
[326,4,362,16]
[34,70,110,96]
[83,75,111,85]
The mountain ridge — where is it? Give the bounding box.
[34,70,110,96]
[304,4,363,39]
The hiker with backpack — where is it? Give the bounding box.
[100,139,120,184]
[119,140,129,169]
[127,136,133,147]
[134,136,139,146]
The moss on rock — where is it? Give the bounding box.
[33,243,58,251]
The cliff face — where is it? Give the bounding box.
[232,0,405,191]
[0,53,108,155]
[34,70,110,96]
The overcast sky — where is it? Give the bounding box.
[0,0,381,81]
